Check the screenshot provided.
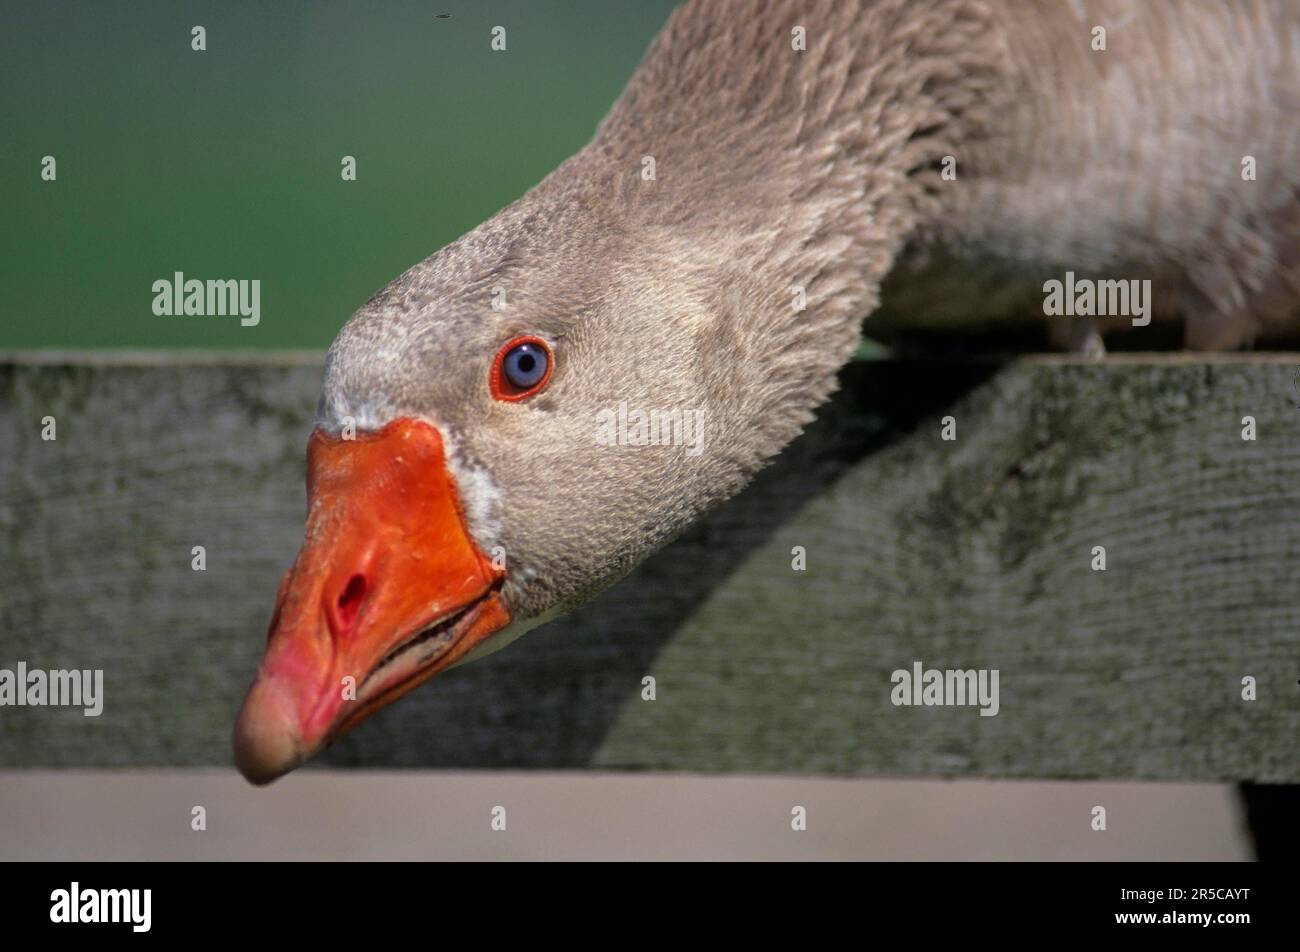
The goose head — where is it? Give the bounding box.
[232,0,983,783]
[232,170,842,784]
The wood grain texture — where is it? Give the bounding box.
[1,356,1297,780]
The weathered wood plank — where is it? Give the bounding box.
[1,355,1297,780]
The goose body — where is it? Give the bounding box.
[235,0,1300,782]
[886,0,1300,350]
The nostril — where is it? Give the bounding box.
[333,573,368,633]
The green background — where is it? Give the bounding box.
[1,0,678,349]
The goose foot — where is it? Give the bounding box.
[1049,319,1107,360]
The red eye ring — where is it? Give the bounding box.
[490,335,553,402]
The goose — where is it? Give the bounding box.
[234,0,1300,783]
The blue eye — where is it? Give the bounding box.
[503,342,547,388]
[491,336,553,401]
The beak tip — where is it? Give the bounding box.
[233,676,307,785]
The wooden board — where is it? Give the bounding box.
[1,354,1297,780]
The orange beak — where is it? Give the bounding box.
[233,417,508,785]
